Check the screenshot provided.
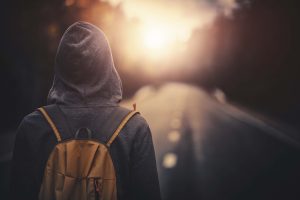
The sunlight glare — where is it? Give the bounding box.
[143,28,168,49]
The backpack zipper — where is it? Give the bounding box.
[94,178,101,200]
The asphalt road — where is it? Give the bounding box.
[122,82,300,200]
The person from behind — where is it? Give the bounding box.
[10,21,161,200]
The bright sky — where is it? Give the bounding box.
[105,0,238,51]
[102,0,239,76]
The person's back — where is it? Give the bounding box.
[10,21,161,200]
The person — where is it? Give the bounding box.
[10,21,161,200]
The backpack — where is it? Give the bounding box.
[37,105,138,200]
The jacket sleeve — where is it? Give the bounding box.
[129,122,161,200]
[10,118,39,200]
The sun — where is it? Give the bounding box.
[143,28,169,50]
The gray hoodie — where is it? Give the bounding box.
[10,21,161,200]
[48,21,122,106]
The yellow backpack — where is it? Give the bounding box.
[38,106,138,200]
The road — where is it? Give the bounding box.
[122,82,300,200]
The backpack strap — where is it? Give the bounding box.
[46,105,74,140]
[38,107,62,142]
[106,110,139,147]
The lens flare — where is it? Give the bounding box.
[143,28,168,50]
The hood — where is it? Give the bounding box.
[47,21,122,106]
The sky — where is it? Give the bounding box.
[104,0,239,43]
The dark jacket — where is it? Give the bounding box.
[10,21,161,200]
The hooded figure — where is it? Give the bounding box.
[10,21,161,200]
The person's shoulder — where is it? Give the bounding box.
[15,108,48,142]
[118,106,149,129]
[22,109,43,124]
[18,108,47,132]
